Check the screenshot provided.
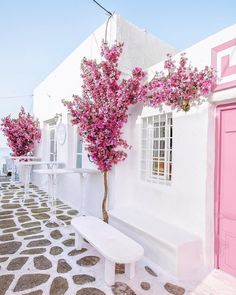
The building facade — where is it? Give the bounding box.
[33,15,236,282]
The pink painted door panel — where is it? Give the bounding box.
[217,104,236,276]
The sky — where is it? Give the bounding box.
[0,0,235,146]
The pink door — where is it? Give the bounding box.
[216,103,236,276]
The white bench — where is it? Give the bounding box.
[71,216,144,285]
[109,207,203,280]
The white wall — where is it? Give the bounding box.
[112,23,236,276]
[33,14,176,214]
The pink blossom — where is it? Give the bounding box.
[1,107,41,156]
[64,42,216,172]
[64,42,147,172]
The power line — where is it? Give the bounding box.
[0,94,33,100]
[92,0,112,16]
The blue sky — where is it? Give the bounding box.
[0,0,235,146]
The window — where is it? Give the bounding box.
[76,134,83,168]
[141,113,172,182]
[49,126,57,161]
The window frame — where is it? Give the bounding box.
[75,131,83,169]
[48,124,57,162]
[141,113,173,183]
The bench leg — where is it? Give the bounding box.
[105,259,115,286]
[125,263,135,280]
[75,233,83,250]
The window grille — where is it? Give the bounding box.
[141,113,172,182]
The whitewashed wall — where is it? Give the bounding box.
[33,14,176,214]
[112,24,236,277]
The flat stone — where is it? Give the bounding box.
[24,199,35,204]
[23,290,43,295]
[57,259,72,273]
[2,204,20,209]
[21,248,46,255]
[50,276,68,295]
[0,233,14,241]
[32,213,50,220]
[0,257,9,262]
[73,274,95,285]
[77,256,100,267]
[0,274,15,295]
[55,210,64,214]
[17,208,28,212]
[24,235,45,240]
[0,215,13,220]
[17,227,42,236]
[13,274,50,292]
[2,194,13,200]
[27,205,39,209]
[164,283,185,295]
[62,239,74,247]
[77,288,105,295]
[68,248,87,256]
[31,208,50,214]
[0,241,21,255]
[45,222,59,228]
[18,215,31,223]
[22,221,41,228]
[67,209,79,215]
[50,246,63,255]
[7,256,28,270]
[27,239,51,247]
[0,219,16,229]
[140,282,151,291]
[50,229,62,240]
[3,227,20,233]
[145,266,158,277]
[15,212,29,216]
[111,282,136,295]
[34,255,52,270]
[57,215,71,221]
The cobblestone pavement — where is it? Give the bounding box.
[0,182,188,295]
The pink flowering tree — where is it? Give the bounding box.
[64,42,215,222]
[64,41,147,222]
[146,53,215,111]
[1,107,41,156]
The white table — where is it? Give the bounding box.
[33,168,75,225]
[9,156,41,184]
[16,161,62,200]
[68,168,99,215]
[72,215,144,285]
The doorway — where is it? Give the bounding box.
[215,102,236,277]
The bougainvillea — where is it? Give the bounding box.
[146,53,215,111]
[1,107,41,156]
[63,41,147,221]
[64,41,216,222]
[64,41,147,172]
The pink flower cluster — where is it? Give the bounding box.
[64,41,147,172]
[1,107,41,156]
[64,42,215,172]
[147,53,216,110]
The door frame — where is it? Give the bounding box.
[214,102,236,268]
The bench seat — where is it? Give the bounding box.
[109,207,203,280]
[71,215,144,285]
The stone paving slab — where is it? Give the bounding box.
[0,182,189,295]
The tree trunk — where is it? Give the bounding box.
[102,171,109,223]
